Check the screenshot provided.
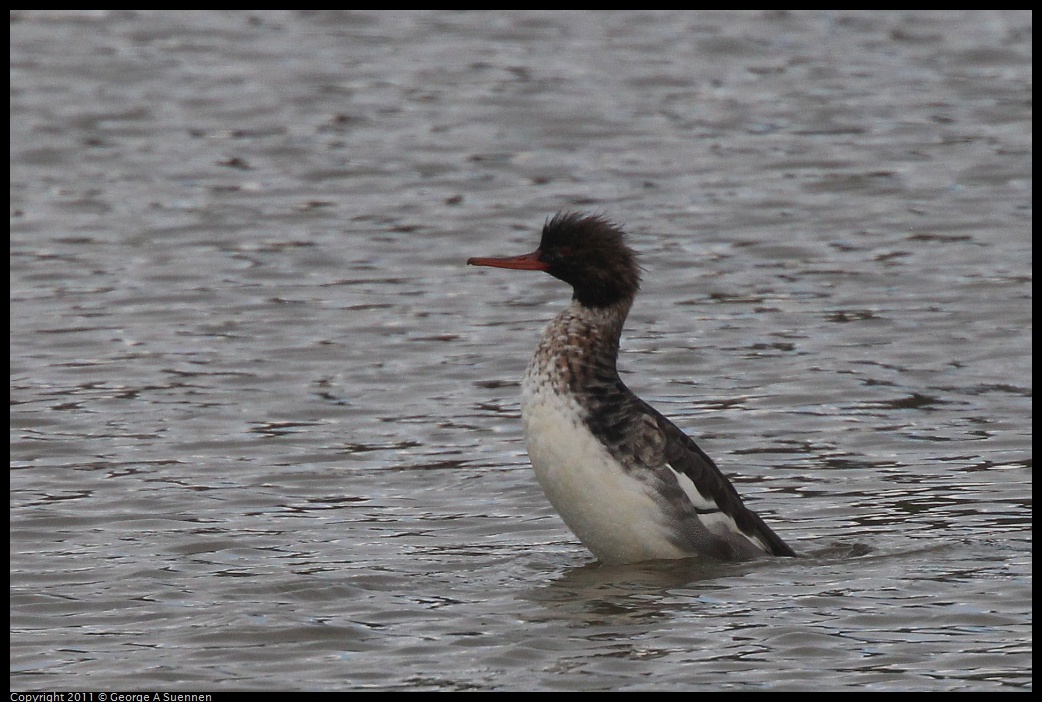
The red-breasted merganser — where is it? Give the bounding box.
[468,212,796,565]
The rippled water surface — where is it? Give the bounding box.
[10,10,1031,691]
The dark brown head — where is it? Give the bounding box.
[468,212,641,308]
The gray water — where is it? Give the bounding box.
[10,10,1031,691]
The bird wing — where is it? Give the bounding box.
[642,402,796,557]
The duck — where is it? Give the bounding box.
[468,212,795,565]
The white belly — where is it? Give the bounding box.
[520,379,688,565]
